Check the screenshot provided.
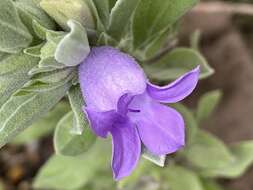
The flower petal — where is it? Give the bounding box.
[147,66,200,103]
[78,46,146,111]
[129,94,185,155]
[111,121,141,180]
[84,107,119,138]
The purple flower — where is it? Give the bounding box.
[78,46,199,180]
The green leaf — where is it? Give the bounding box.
[34,139,111,190]
[55,20,90,67]
[163,166,204,190]
[182,130,235,170]
[200,140,253,178]
[14,0,56,38]
[0,52,10,62]
[109,0,117,10]
[118,159,153,189]
[31,68,73,83]
[0,53,39,106]
[201,180,224,190]
[143,48,214,81]
[40,0,95,30]
[0,81,71,148]
[92,0,110,27]
[0,0,32,53]
[108,0,140,41]
[196,90,222,123]
[132,0,198,49]
[24,44,43,57]
[172,103,198,145]
[68,85,87,134]
[142,147,166,167]
[54,111,96,156]
[39,57,65,69]
[12,101,70,145]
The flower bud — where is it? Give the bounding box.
[40,0,95,30]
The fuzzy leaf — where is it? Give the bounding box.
[172,103,198,145]
[55,20,90,67]
[67,85,87,134]
[183,130,235,169]
[142,147,166,167]
[0,82,71,148]
[163,166,204,190]
[200,141,253,178]
[54,111,96,156]
[132,0,198,49]
[24,44,43,57]
[0,53,39,106]
[12,101,70,144]
[34,139,110,190]
[0,0,32,53]
[92,0,110,27]
[108,0,140,41]
[14,0,56,37]
[196,90,222,123]
[144,48,214,81]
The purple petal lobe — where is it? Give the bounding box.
[111,121,141,180]
[84,107,119,138]
[147,66,200,103]
[78,46,146,111]
[129,94,185,155]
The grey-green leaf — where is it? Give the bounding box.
[24,44,43,57]
[200,141,253,178]
[163,166,204,190]
[142,147,166,167]
[144,48,214,81]
[12,101,70,145]
[172,103,198,145]
[108,0,140,41]
[182,130,235,169]
[132,0,198,49]
[68,85,87,134]
[54,111,96,156]
[92,0,110,27]
[0,0,32,53]
[196,90,222,123]
[55,20,90,67]
[0,53,39,106]
[0,82,71,148]
[14,0,56,38]
[34,139,110,190]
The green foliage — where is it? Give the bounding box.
[183,130,235,169]
[108,0,140,41]
[13,101,70,144]
[0,53,39,106]
[34,139,111,190]
[144,48,214,81]
[196,90,222,123]
[0,0,32,53]
[54,111,96,156]
[67,85,89,134]
[200,140,253,178]
[163,165,204,190]
[55,20,90,66]
[40,0,95,30]
[132,0,198,49]
[172,103,198,145]
[14,0,56,38]
[142,148,166,167]
[0,82,71,148]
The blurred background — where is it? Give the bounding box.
[1,0,253,189]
